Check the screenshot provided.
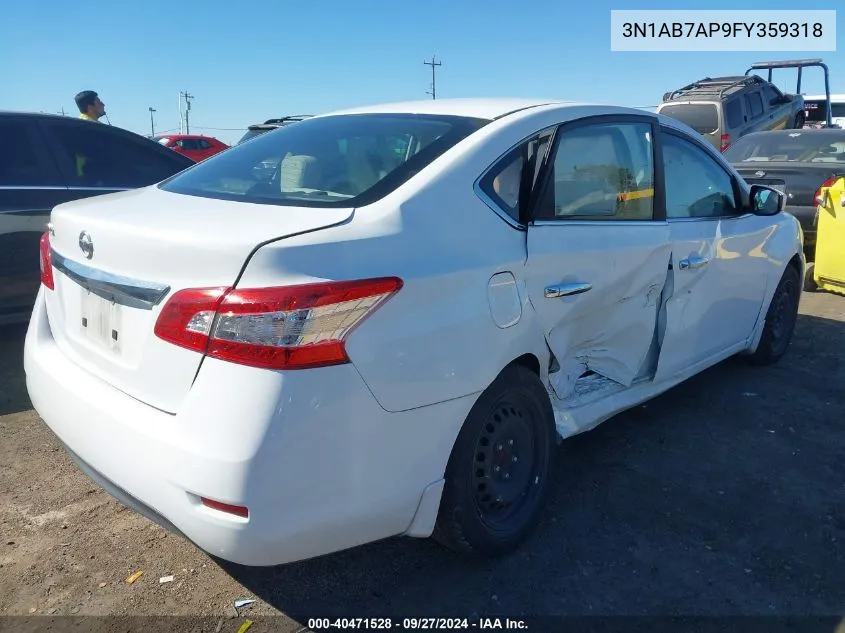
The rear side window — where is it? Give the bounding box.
[745,92,764,118]
[0,120,63,186]
[177,138,211,150]
[47,122,192,188]
[659,104,719,134]
[161,113,489,208]
[724,99,744,129]
[534,121,655,221]
[478,130,553,223]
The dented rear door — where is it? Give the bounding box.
[524,116,672,402]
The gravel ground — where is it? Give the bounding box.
[1,292,843,632]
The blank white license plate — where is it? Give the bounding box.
[79,289,123,353]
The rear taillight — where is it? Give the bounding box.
[720,134,731,152]
[815,177,837,206]
[154,277,403,370]
[39,232,54,290]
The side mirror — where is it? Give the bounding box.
[749,184,785,216]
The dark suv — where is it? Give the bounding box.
[236,115,313,145]
[658,75,805,153]
[0,112,194,325]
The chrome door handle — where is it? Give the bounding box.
[679,256,710,270]
[544,283,592,298]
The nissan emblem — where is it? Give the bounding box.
[78,231,94,259]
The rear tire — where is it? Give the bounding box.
[794,112,805,129]
[433,364,557,557]
[747,265,801,366]
[803,262,818,292]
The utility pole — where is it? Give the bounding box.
[424,55,442,100]
[149,107,156,136]
[180,91,194,134]
[58,107,66,116]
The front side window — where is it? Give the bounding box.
[534,121,655,221]
[763,84,783,105]
[161,113,489,208]
[662,133,738,219]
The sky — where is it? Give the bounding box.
[1,0,842,145]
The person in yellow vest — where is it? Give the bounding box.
[73,90,106,178]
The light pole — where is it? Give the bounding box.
[149,107,156,136]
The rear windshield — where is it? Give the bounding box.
[162,113,488,207]
[659,103,719,134]
[804,100,845,122]
[723,131,845,163]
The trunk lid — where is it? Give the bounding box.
[733,162,845,207]
[44,185,353,414]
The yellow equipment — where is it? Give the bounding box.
[806,175,845,295]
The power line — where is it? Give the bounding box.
[424,55,442,100]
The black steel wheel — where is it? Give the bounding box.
[748,264,801,365]
[433,364,556,557]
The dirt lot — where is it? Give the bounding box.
[1,292,844,630]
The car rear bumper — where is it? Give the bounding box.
[24,288,475,566]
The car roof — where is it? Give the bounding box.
[159,134,215,139]
[314,97,569,121]
[0,110,81,120]
[662,75,771,103]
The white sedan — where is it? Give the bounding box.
[24,98,803,566]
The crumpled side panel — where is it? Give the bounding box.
[545,247,671,402]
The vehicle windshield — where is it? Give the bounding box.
[161,113,489,207]
[723,131,845,163]
[659,103,719,134]
[804,100,845,122]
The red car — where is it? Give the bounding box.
[152,134,228,162]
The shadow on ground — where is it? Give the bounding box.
[0,322,30,416]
